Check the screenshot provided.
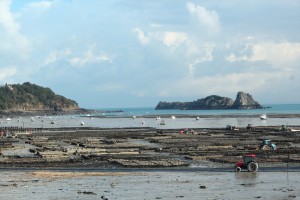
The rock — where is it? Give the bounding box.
[155,95,234,110]
[78,191,97,195]
[231,91,263,109]
[199,185,207,189]
[155,92,263,110]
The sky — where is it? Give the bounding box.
[0,0,300,108]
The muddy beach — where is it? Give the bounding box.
[0,170,299,200]
[0,125,300,169]
[0,116,300,199]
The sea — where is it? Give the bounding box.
[99,104,300,117]
[1,104,300,129]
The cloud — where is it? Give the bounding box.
[186,2,221,34]
[0,0,30,57]
[43,47,113,67]
[157,70,283,98]
[187,43,215,74]
[161,32,187,47]
[0,67,17,80]
[226,42,300,68]
[132,28,150,45]
[250,42,300,65]
[25,1,53,11]
[69,50,113,66]
[132,27,188,49]
[44,49,72,65]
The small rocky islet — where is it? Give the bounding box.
[155,91,264,110]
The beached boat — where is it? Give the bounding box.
[260,114,267,120]
[290,128,300,132]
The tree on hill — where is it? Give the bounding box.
[0,82,79,111]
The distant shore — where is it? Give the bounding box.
[0,108,94,117]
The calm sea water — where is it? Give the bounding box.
[97,104,300,117]
[1,104,300,129]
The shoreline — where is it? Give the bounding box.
[1,108,300,119]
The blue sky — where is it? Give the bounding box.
[0,0,299,108]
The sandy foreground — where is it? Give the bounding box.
[0,169,299,200]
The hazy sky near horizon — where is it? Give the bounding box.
[0,0,299,108]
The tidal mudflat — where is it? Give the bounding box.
[0,170,299,200]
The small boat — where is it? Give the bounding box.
[132,116,136,119]
[196,117,200,120]
[31,117,35,122]
[80,121,85,126]
[156,117,161,120]
[171,115,176,119]
[260,114,267,120]
[290,128,300,132]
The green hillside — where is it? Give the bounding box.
[0,82,79,111]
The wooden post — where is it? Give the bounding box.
[287,144,290,172]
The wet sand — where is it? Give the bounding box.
[0,169,299,199]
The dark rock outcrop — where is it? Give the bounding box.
[231,92,263,109]
[155,92,263,110]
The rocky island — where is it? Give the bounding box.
[155,91,263,110]
[0,82,87,116]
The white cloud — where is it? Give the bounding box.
[187,43,215,74]
[43,47,113,67]
[250,42,300,65]
[186,2,221,33]
[158,71,283,98]
[226,42,300,68]
[0,0,19,34]
[132,28,150,45]
[69,49,113,66]
[132,27,188,49]
[0,0,30,57]
[25,1,53,11]
[0,67,17,80]
[44,49,72,65]
[162,32,187,47]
